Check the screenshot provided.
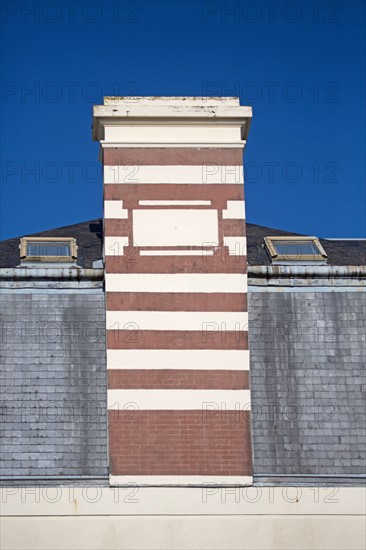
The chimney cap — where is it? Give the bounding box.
[92,96,252,142]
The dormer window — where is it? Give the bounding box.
[20,237,77,263]
[264,236,327,263]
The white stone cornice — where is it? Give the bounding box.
[100,140,246,149]
[92,97,252,142]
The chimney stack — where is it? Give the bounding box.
[93,96,253,486]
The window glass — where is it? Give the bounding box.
[27,242,71,257]
[272,240,320,256]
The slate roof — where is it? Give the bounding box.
[246,223,366,266]
[1,292,108,479]
[249,290,366,480]
[0,219,103,269]
[0,219,365,268]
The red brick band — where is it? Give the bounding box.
[108,369,249,389]
[109,410,252,475]
[106,292,247,312]
[105,254,247,274]
[104,148,243,166]
[104,184,244,203]
[107,330,249,350]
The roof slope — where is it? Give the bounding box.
[0,219,365,268]
[246,223,366,266]
[0,219,103,269]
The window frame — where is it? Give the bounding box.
[264,236,327,262]
[20,237,78,263]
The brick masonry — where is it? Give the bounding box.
[108,410,252,476]
[103,147,244,166]
[104,184,244,203]
[107,330,249,350]
[105,254,247,274]
[106,292,247,312]
[101,131,250,479]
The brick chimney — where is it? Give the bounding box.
[93,96,252,486]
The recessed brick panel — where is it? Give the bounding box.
[108,410,252,475]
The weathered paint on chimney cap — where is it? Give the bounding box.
[103,96,241,106]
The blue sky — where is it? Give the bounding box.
[1,0,365,239]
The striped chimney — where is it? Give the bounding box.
[92,96,253,486]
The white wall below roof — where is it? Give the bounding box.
[1,486,365,549]
[2,486,364,516]
[2,516,365,550]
